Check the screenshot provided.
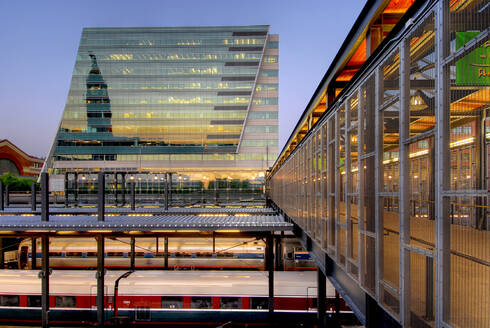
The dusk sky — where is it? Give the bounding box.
[0,0,365,158]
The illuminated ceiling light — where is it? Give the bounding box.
[57,231,78,235]
[450,137,474,148]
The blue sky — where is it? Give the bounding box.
[0,0,365,157]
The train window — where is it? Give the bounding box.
[190,297,212,309]
[0,295,19,306]
[135,306,151,321]
[65,252,82,257]
[161,296,183,309]
[55,296,76,307]
[27,296,41,307]
[107,252,124,257]
[86,252,97,257]
[49,252,62,257]
[135,252,145,257]
[220,297,241,309]
[194,252,212,258]
[250,297,268,309]
[216,252,234,258]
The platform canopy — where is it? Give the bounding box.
[0,213,291,234]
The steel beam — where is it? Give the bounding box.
[41,235,49,328]
[96,235,105,327]
[317,268,327,328]
[41,173,49,222]
[31,182,37,211]
[97,172,104,222]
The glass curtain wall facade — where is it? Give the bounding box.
[44,26,278,200]
[268,1,488,327]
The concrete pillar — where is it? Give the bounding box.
[96,235,105,327]
[41,235,49,328]
[41,173,49,222]
[97,172,104,221]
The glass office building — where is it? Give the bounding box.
[44,26,278,199]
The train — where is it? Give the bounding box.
[0,270,353,326]
[16,237,316,271]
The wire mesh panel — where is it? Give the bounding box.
[266,1,489,326]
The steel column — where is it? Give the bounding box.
[31,182,37,211]
[31,237,37,270]
[435,1,451,325]
[98,172,105,221]
[425,256,434,320]
[266,233,274,318]
[130,237,135,270]
[41,172,49,222]
[41,235,49,328]
[0,182,4,211]
[5,185,9,207]
[64,172,68,207]
[130,181,135,211]
[317,268,327,328]
[374,67,384,300]
[164,173,169,210]
[164,237,169,270]
[96,235,105,327]
[74,172,78,206]
[168,173,172,205]
[0,238,3,269]
[399,37,411,326]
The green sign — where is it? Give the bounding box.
[456,32,490,86]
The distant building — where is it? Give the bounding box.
[0,139,43,177]
[44,25,278,190]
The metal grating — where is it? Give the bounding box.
[0,214,292,232]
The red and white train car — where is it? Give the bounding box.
[0,270,351,326]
